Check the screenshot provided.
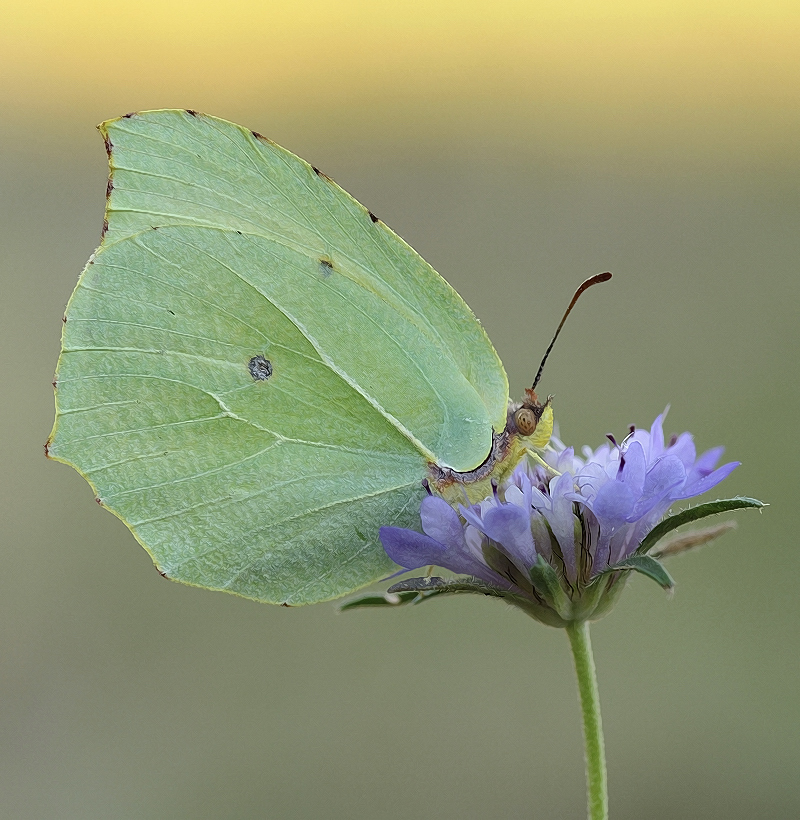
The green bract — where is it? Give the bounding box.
[48,110,524,605]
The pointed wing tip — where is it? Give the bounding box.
[98,109,215,244]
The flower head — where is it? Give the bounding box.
[378,411,746,626]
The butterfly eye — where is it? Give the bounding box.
[514,407,539,437]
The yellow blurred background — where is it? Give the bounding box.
[2,2,798,818]
[5,0,799,169]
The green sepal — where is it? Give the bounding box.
[583,573,628,622]
[341,574,572,627]
[529,556,572,620]
[481,543,535,596]
[340,575,508,612]
[572,571,616,620]
[388,577,571,626]
[513,599,571,628]
[636,497,765,556]
[388,576,507,599]
[338,591,423,611]
[596,554,675,591]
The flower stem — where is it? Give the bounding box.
[566,621,608,820]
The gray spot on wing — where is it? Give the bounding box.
[248,355,273,381]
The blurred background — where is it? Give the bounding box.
[2,1,798,817]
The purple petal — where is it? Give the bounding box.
[380,527,448,570]
[505,471,533,511]
[592,480,638,526]
[609,523,639,565]
[459,503,485,533]
[420,495,467,549]
[628,493,674,527]
[693,445,726,476]
[642,454,685,499]
[667,432,696,468]
[545,473,580,581]
[380,525,500,583]
[647,410,668,460]
[574,462,608,502]
[619,455,686,523]
[529,485,551,508]
[555,446,577,474]
[673,460,740,500]
[620,441,646,494]
[504,484,526,508]
[480,504,537,568]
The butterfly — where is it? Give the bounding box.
[47,110,603,605]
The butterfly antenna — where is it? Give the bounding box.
[531,272,612,391]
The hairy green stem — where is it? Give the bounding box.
[566,621,608,820]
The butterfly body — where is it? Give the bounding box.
[48,110,551,604]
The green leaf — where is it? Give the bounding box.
[597,554,674,591]
[637,497,766,556]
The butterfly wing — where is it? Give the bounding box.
[48,110,509,604]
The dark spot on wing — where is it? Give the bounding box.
[96,497,104,506]
[101,218,109,238]
[103,135,113,157]
[312,165,333,182]
[186,109,199,117]
[52,379,57,390]
[250,130,276,147]
[167,309,175,316]
[62,315,67,323]
[368,210,380,223]
[122,112,136,119]
[280,602,293,608]
[319,257,334,276]
[43,440,51,457]
[248,355,273,381]
[106,178,114,198]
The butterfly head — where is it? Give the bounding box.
[508,388,553,447]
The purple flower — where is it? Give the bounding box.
[379,410,742,625]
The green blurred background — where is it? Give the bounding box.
[2,1,798,817]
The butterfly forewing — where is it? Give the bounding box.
[104,110,509,463]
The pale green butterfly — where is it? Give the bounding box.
[47,109,589,606]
